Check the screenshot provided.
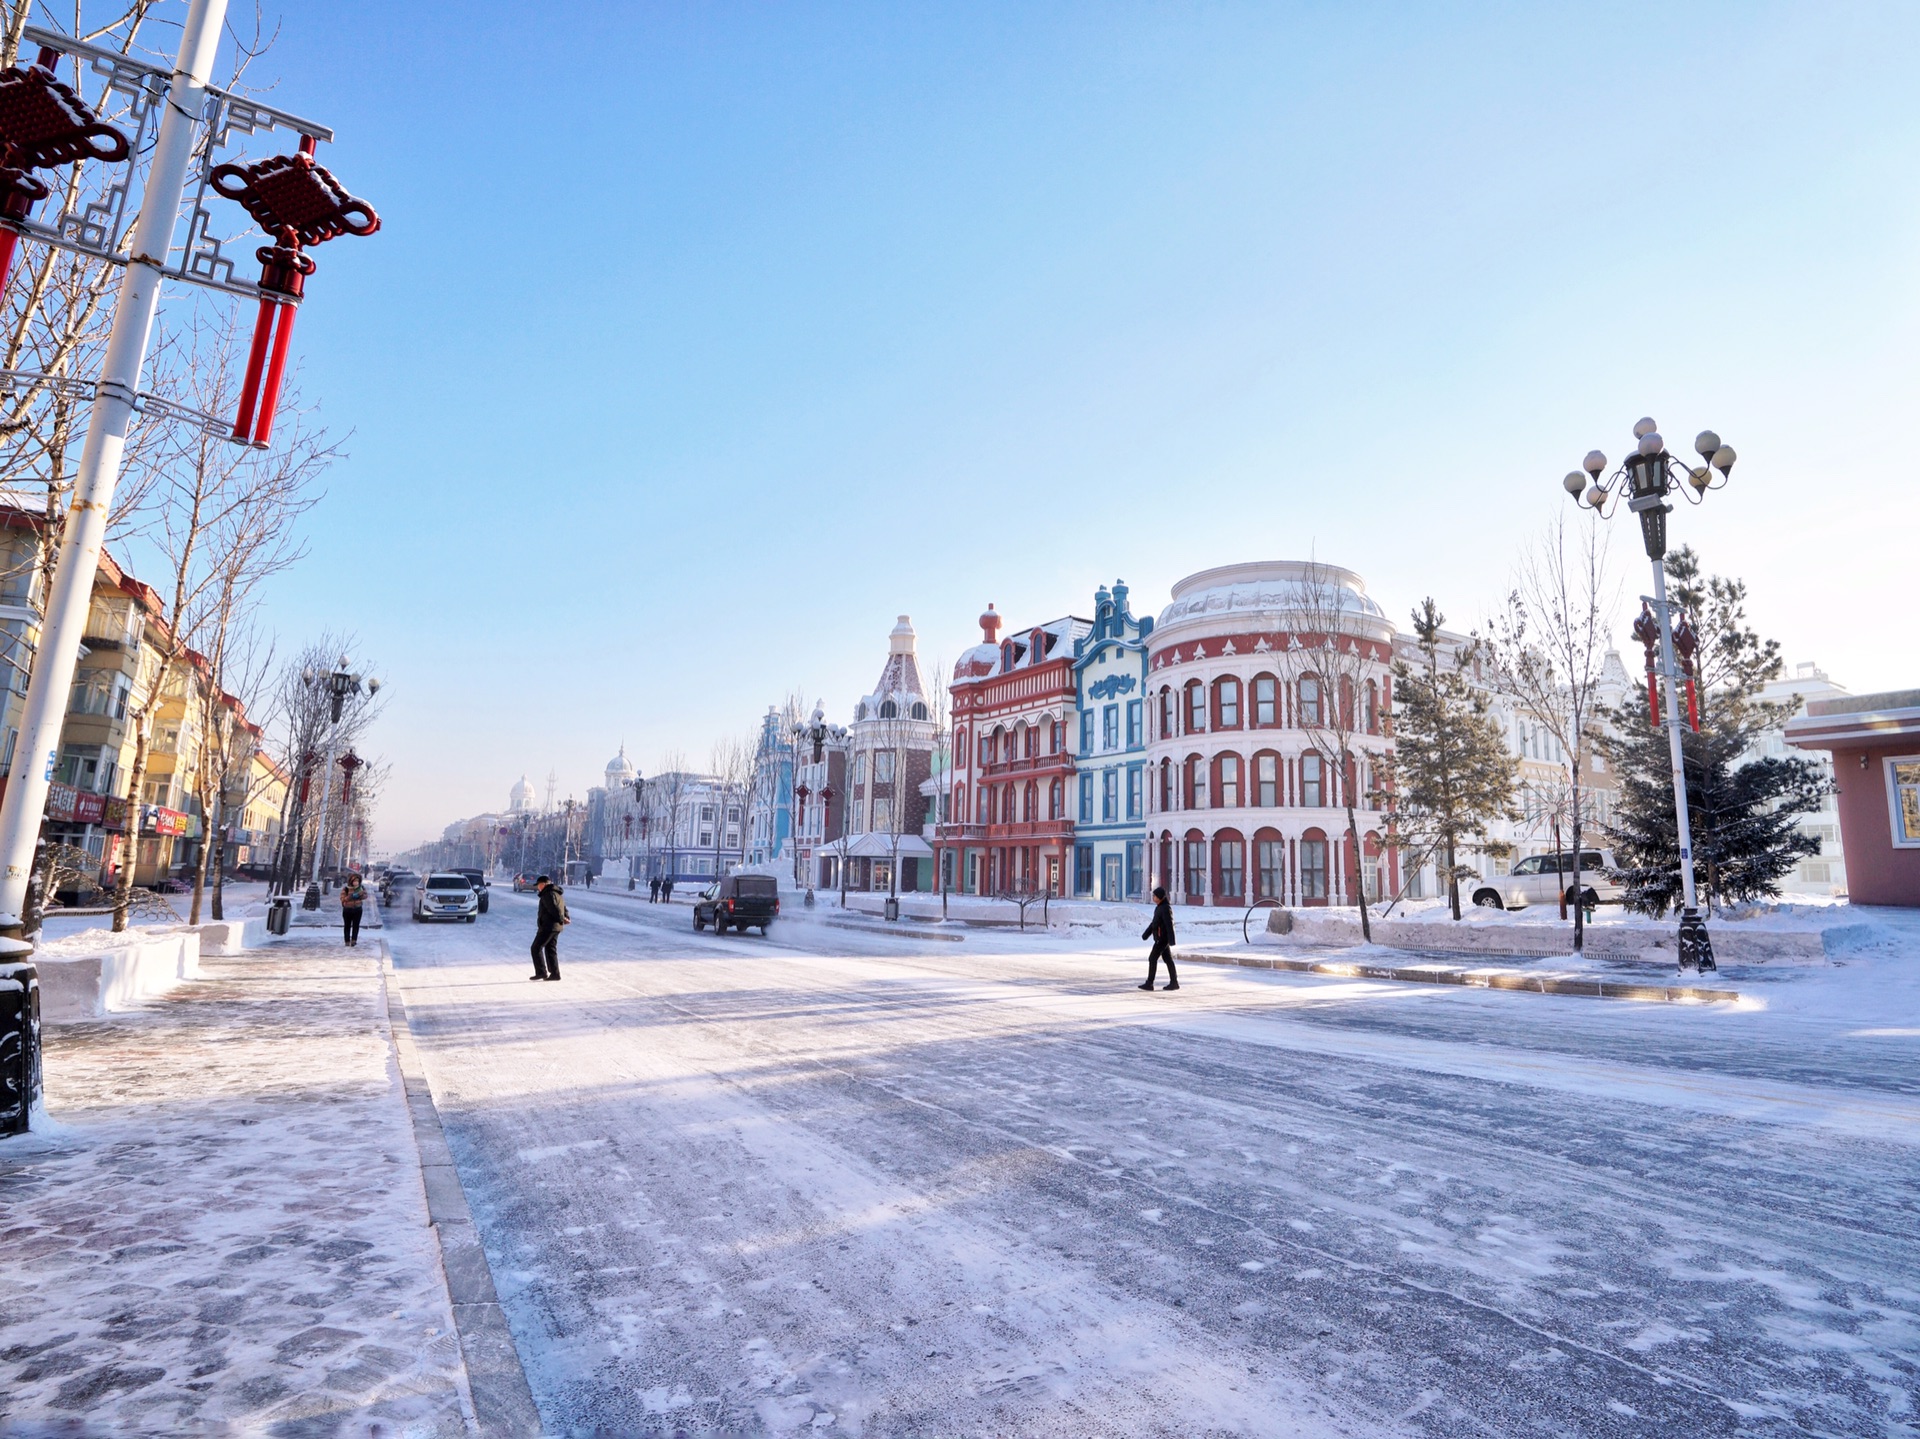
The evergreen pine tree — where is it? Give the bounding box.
[1384,599,1520,919]
[1598,552,1827,915]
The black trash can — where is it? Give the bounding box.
[267,896,292,936]
[1,960,42,1137]
[884,897,900,922]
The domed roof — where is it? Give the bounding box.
[604,744,636,783]
[1155,560,1388,639]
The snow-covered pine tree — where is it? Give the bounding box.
[1598,550,1826,915]
[1383,600,1519,920]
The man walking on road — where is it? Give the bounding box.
[531,875,569,982]
[649,876,660,903]
[1139,885,1179,991]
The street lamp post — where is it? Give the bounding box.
[302,658,378,907]
[1564,416,1735,972]
[624,770,646,887]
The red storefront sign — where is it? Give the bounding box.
[45,781,79,822]
[145,806,190,837]
[73,791,106,824]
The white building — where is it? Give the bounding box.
[1750,661,1849,896]
[1145,561,1396,907]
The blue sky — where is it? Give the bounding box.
[210,1,1917,848]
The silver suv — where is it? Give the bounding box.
[1470,849,1624,911]
[413,872,480,923]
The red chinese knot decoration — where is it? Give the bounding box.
[209,138,380,447]
[0,48,129,299]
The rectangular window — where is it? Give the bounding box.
[1126,700,1142,747]
[1103,705,1119,751]
[1300,839,1328,899]
[1254,676,1276,727]
[1218,840,1244,899]
[874,751,895,784]
[699,831,713,847]
[1218,755,1240,807]
[1080,711,1093,754]
[1257,840,1283,899]
[872,798,892,832]
[1256,753,1278,807]
[1079,773,1093,823]
[1102,768,1118,822]
[979,734,991,766]
[1219,680,1240,728]
[1188,686,1206,734]
[1890,757,1920,847]
[1301,753,1324,807]
[1126,841,1143,897]
[1126,765,1143,820]
[1075,843,1094,896]
[1183,840,1206,897]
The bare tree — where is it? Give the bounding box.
[651,751,690,890]
[1487,512,1618,952]
[1270,561,1392,940]
[708,736,750,880]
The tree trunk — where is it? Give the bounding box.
[1569,776,1585,953]
[112,721,153,932]
[1345,803,1372,942]
[210,793,225,922]
[188,786,215,925]
[1445,835,1460,921]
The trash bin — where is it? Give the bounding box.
[267,896,292,936]
[0,960,41,1136]
[884,897,900,922]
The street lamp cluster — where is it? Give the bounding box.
[1563,417,1734,972]
[284,657,379,914]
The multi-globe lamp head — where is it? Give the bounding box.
[1562,417,1734,511]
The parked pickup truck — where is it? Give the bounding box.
[1470,849,1624,912]
[693,874,780,936]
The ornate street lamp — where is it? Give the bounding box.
[299,656,378,905]
[1564,416,1735,972]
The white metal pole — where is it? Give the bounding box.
[1650,559,1700,916]
[0,0,230,927]
[308,723,338,890]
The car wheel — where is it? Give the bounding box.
[1472,890,1504,909]
[715,917,729,935]
[694,915,705,931]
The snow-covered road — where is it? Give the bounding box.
[388,889,1920,1437]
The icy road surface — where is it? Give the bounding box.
[388,889,1920,1437]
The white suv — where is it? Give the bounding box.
[1470,850,1625,912]
[413,872,480,923]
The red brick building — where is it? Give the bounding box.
[939,604,1090,898]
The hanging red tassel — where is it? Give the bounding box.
[251,301,298,448]
[1685,678,1699,733]
[230,295,278,441]
[1647,671,1661,728]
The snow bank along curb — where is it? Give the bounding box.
[1264,906,1828,965]
[34,929,200,1021]
[378,946,540,1436]
[1187,944,1740,1004]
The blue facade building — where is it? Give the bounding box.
[747,705,795,868]
[1070,580,1153,900]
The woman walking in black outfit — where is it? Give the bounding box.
[1140,886,1179,991]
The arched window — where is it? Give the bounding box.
[1159,687,1175,740]
[1299,675,1322,727]
[854,701,867,720]
[1340,676,1355,729]
[1049,778,1062,819]
[1254,827,1284,899]
[1024,725,1038,759]
[1186,681,1206,734]
[1299,830,1330,902]
[1253,674,1278,727]
[953,783,966,824]
[879,699,898,719]
[1216,753,1241,807]
[1185,754,1207,810]
[1254,751,1279,808]
[1215,829,1245,900]
[911,701,929,721]
[1364,680,1379,734]
[1301,752,1325,807]
[1159,757,1174,812]
[1183,829,1207,900]
[1215,677,1241,729]
[1025,781,1039,822]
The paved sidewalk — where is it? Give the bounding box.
[0,936,474,1434]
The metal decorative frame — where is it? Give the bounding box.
[14,25,334,305]
[0,366,233,439]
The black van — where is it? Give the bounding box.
[693,874,780,935]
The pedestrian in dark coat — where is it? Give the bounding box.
[340,873,366,947]
[530,876,569,981]
[649,876,660,903]
[1139,886,1179,991]
[663,877,674,903]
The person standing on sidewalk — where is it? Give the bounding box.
[1139,885,1179,991]
[340,873,367,948]
[530,876,569,982]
